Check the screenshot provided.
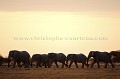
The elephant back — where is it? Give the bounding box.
[20,51,30,57]
[32,54,41,61]
[73,54,87,62]
[41,54,48,61]
[67,54,76,60]
[56,53,66,61]
[48,53,56,59]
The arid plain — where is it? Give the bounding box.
[0,63,120,79]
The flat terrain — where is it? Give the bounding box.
[0,64,120,79]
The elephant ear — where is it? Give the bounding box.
[11,50,19,58]
[13,51,17,58]
[9,51,14,58]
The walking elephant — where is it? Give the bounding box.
[8,50,30,68]
[0,56,4,66]
[87,51,114,68]
[48,53,68,68]
[31,54,49,68]
[66,54,88,68]
[31,54,42,68]
[110,51,120,63]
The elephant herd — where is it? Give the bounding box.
[7,50,120,68]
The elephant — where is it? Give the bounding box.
[8,50,30,68]
[31,54,49,68]
[31,54,42,68]
[66,54,89,68]
[48,53,68,68]
[0,56,4,66]
[110,51,120,57]
[40,54,49,68]
[87,51,114,68]
[110,51,120,63]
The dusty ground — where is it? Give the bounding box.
[0,64,120,79]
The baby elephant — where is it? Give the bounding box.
[31,54,49,68]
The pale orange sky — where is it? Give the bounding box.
[0,0,120,57]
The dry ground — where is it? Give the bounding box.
[0,63,120,79]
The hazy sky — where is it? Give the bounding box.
[0,0,120,57]
[0,0,120,12]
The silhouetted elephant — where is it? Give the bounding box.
[66,54,88,68]
[0,56,4,66]
[8,50,30,68]
[48,53,68,68]
[87,51,114,68]
[31,54,49,68]
[110,51,120,63]
[31,54,42,68]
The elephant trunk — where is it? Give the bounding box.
[8,55,11,67]
[87,55,91,67]
[86,58,89,67]
[48,59,54,68]
[66,58,69,67]
[31,61,33,67]
[30,59,33,67]
[8,58,11,67]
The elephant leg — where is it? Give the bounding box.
[39,62,42,67]
[17,62,22,68]
[42,61,47,68]
[104,63,108,68]
[13,61,17,68]
[81,63,84,68]
[36,61,39,68]
[74,61,78,68]
[8,63,10,67]
[65,63,68,67]
[31,62,32,67]
[25,63,29,68]
[8,59,11,67]
[31,61,33,67]
[48,62,51,68]
[55,61,59,68]
[63,61,68,68]
[97,62,100,68]
[44,63,47,68]
[110,62,115,68]
[24,61,29,68]
[69,61,73,68]
[85,63,89,68]
[61,62,65,68]
[25,64,28,68]
[91,61,96,68]
[24,62,26,68]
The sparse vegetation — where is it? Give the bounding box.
[0,64,120,79]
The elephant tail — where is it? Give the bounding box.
[65,58,68,67]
